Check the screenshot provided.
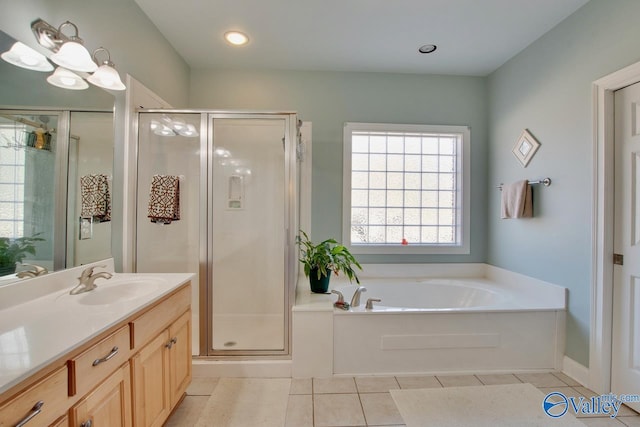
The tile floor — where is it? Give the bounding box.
[165,372,640,427]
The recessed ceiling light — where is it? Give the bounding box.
[418,44,437,54]
[224,31,249,46]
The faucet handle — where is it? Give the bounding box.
[365,298,381,310]
[81,264,107,276]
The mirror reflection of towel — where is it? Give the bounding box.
[80,174,111,222]
[148,175,180,224]
[500,180,532,219]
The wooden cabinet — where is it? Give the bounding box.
[168,311,192,407]
[0,366,68,427]
[132,310,191,427]
[51,415,69,427]
[70,362,132,427]
[0,281,191,427]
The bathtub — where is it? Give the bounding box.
[330,274,566,375]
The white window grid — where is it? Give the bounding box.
[343,123,470,255]
[0,124,26,239]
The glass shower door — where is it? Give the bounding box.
[211,116,287,352]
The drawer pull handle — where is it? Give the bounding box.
[81,420,93,427]
[15,400,44,427]
[92,346,119,366]
[165,337,178,349]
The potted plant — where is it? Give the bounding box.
[0,234,44,276]
[296,230,362,293]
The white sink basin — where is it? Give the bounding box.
[76,279,161,306]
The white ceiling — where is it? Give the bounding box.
[134,0,588,76]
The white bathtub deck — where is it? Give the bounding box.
[292,263,566,378]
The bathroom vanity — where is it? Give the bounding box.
[0,267,193,427]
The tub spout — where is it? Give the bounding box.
[350,286,367,307]
[331,289,350,310]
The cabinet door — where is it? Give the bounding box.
[168,310,192,407]
[51,414,69,427]
[131,330,170,427]
[71,362,131,427]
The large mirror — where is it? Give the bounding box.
[0,29,115,284]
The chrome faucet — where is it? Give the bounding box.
[69,265,113,295]
[16,263,48,278]
[350,286,367,307]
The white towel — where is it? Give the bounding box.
[80,174,111,222]
[501,180,532,219]
[147,174,180,224]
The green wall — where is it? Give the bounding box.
[487,0,640,366]
[190,69,488,263]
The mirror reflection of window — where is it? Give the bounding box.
[0,113,58,277]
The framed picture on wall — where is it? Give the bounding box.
[512,129,540,167]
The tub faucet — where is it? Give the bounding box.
[331,290,350,310]
[69,265,112,295]
[350,286,367,307]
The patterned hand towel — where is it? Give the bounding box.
[80,174,111,222]
[148,175,180,224]
[500,180,532,219]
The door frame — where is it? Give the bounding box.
[591,60,640,393]
[205,112,298,357]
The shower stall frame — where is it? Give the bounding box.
[134,109,299,358]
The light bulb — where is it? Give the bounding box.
[224,31,249,46]
[87,63,125,90]
[51,41,97,72]
[1,42,53,72]
[46,67,88,90]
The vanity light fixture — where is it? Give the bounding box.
[1,41,53,72]
[21,18,127,90]
[224,31,249,46]
[46,67,88,90]
[86,47,125,91]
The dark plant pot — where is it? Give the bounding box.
[0,263,16,276]
[309,267,331,293]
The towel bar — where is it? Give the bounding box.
[496,177,551,190]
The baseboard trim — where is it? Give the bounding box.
[562,356,589,387]
[192,359,292,378]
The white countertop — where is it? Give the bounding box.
[0,270,194,395]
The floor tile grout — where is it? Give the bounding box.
[178,373,639,427]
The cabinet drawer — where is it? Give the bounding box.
[68,325,130,397]
[131,283,190,350]
[0,366,68,427]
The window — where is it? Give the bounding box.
[343,122,470,254]
[0,124,26,239]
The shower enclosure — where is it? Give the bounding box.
[135,111,298,356]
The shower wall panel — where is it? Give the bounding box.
[135,113,202,354]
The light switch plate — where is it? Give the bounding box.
[79,217,93,240]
